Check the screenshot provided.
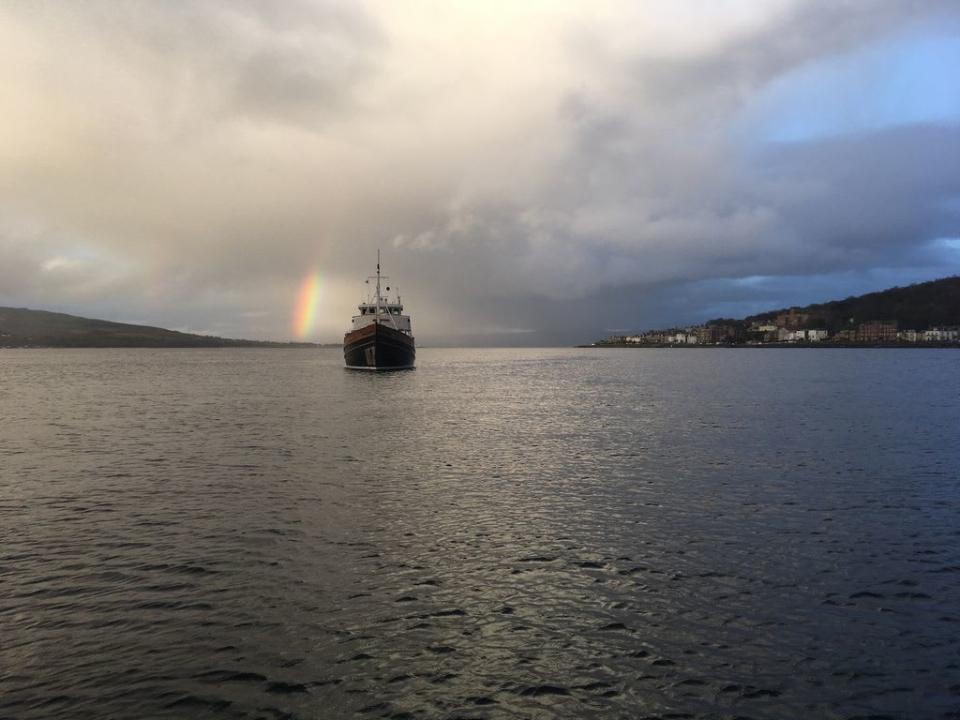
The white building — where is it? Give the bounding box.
[924,327,959,342]
[776,328,830,342]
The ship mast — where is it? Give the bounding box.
[368,248,398,329]
[375,248,382,317]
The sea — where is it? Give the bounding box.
[1,347,958,720]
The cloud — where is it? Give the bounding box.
[0,0,958,343]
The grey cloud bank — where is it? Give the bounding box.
[1,1,958,344]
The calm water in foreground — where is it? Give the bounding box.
[1,347,959,720]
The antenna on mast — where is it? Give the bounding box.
[375,249,382,316]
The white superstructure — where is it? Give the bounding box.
[349,252,413,334]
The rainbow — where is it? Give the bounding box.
[293,271,322,339]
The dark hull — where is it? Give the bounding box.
[343,322,415,370]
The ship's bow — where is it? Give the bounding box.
[344,323,415,369]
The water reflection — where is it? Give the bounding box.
[1,348,958,719]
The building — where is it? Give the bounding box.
[748,323,779,343]
[898,329,920,342]
[707,324,744,343]
[693,326,711,345]
[924,327,960,342]
[856,321,897,343]
[789,329,829,342]
[775,309,812,330]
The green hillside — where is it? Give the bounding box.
[0,307,318,348]
[713,276,960,332]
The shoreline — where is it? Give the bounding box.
[0,343,337,350]
[580,342,960,349]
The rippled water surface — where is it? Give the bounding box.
[2,347,959,719]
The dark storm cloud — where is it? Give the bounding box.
[762,125,960,263]
[1,1,958,342]
[390,0,960,341]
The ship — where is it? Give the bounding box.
[343,252,416,370]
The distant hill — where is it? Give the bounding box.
[708,275,960,332]
[0,307,319,348]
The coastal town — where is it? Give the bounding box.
[596,289,960,348]
[599,312,960,346]
[595,276,960,347]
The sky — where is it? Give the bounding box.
[1,0,959,345]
